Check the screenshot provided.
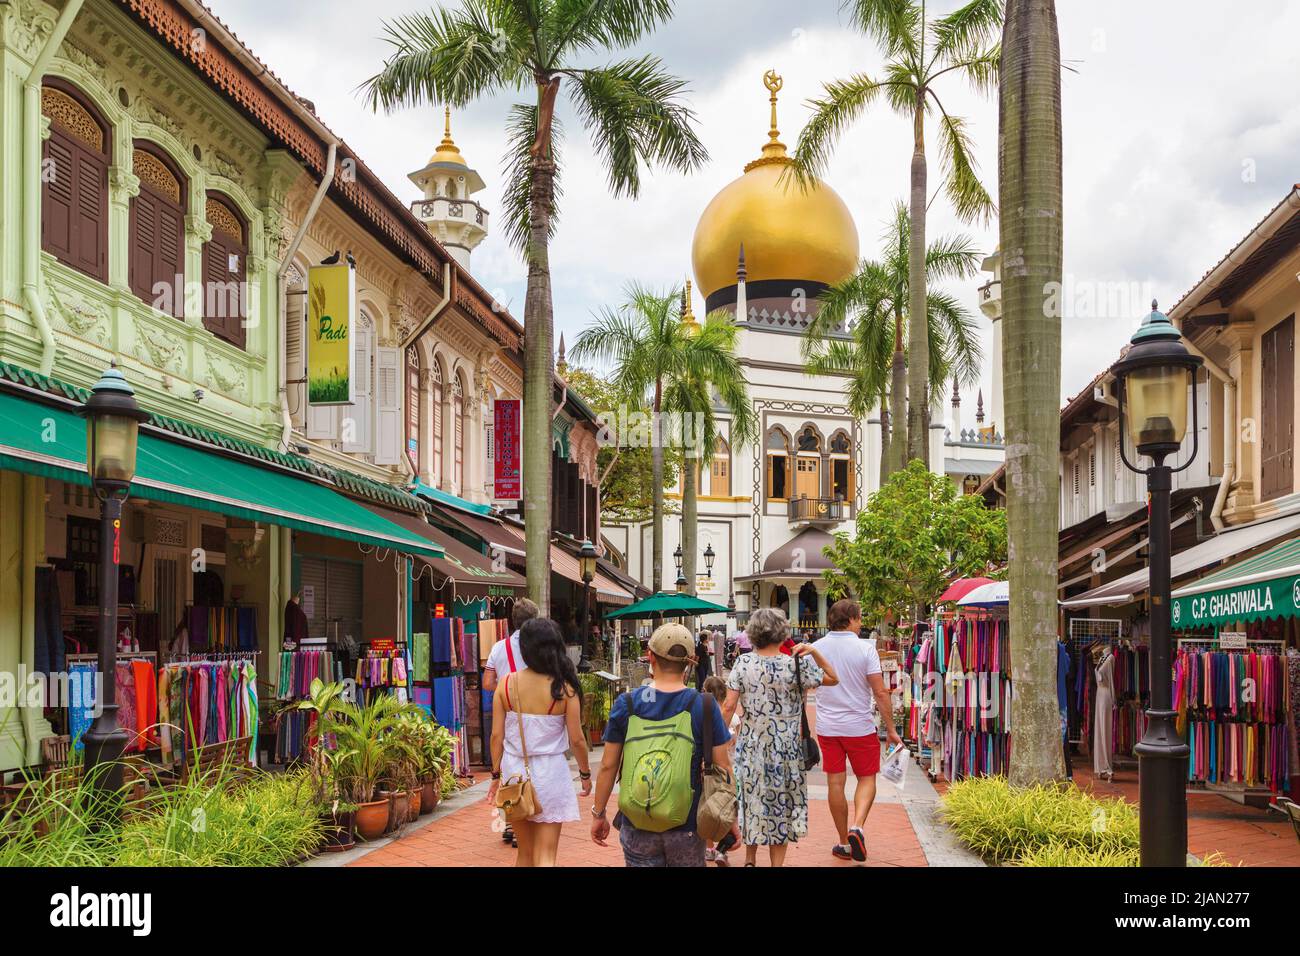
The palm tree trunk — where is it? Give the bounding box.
[879,398,892,488]
[523,145,557,614]
[651,379,664,592]
[1002,0,1064,786]
[682,455,698,596]
[906,101,930,468]
[888,310,908,478]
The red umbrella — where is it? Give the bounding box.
[936,577,994,604]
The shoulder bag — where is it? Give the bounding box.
[695,691,737,843]
[793,651,821,772]
[493,673,542,823]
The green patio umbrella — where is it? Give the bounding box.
[603,591,730,620]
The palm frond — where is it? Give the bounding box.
[844,0,922,61]
[931,0,1003,64]
[500,104,564,253]
[546,0,675,59]
[924,231,983,282]
[361,6,527,111]
[568,55,708,199]
[930,97,995,225]
[791,73,893,187]
[926,289,983,387]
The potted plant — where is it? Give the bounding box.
[579,674,609,746]
[408,719,456,815]
[320,695,416,841]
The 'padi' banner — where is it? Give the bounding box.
[494,399,521,500]
[1171,575,1300,628]
[307,263,355,406]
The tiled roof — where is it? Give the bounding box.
[115,0,523,351]
[0,361,426,513]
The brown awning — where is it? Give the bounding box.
[425,502,526,557]
[736,527,839,582]
[551,545,634,605]
[363,504,526,598]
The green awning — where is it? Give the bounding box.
[1170,537,1300,628]
[0,389,442,557]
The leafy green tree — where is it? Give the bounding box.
[662,302,756,594]
[804,201,983,482]
[363,0,707,612]
[1001,0,1064,785]
[560,364,682,523]
[824,460,1006,628]
[793,0,1000,468]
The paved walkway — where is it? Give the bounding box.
[331,692,982,869]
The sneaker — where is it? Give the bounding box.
[704,848,718,863]
[832,844,853,861]
[847,827,867,862]
[714,851,730,868]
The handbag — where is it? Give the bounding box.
[794,650,821,772]
[493,674,542,823]
[695,692,737,843]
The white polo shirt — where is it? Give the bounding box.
[813,630,882,737]
[485,630,525,676]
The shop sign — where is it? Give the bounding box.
[306,262,355,406]
[1218,631,1248,649]
[1171,576,1300,628]
[494,399,521,499]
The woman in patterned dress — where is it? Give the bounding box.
[722,608,838,866]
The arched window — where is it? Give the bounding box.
[709,436,730,496]
[795,425,822,499]
[829,429,853,501]
[766,427,790,503]
[452,374,465,495]
[431,360,444,488]
[201,193,247,347]
[405,345,421,471]
[41,81,109,283]
[129,143,186,317]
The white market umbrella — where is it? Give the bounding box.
[955,580,1009,608]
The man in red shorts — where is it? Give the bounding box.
[814,599,903,861]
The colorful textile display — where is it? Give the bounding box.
[276,648,341,701]
[187,605,257,651]
[160,658,259,765]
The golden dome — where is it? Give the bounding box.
[692,71,859,302]
[427,107,467,167]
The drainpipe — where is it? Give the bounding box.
[24,0,87,376]
[400,261,453,350]
[277,142,337,447]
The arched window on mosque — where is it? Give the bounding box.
[829,429,853,502]
[709,436,730,496]
[766,427,791,503]
[794,425,822,499]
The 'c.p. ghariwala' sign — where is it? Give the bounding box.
[307,262,355,406]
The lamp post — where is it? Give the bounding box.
[703,543,715,579]
[578,539,597,658]
[675,572,689,594]
[673,543,683,583]
[1112,301,1202,868]
[77,364,149,803]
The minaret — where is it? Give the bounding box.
[408,107,490,270]
[976,390,986,426]
[949,377,962,438]
[734,244,748,323]
[556,332,567,376]
[681,279,700,333]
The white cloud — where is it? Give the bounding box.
[204,0,1300,411]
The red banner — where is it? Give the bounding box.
[494,399,522,500]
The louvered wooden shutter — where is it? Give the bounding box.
[343,332,372,453]
[202,197,247,348]
[41,87,108,283]
[375,346,402,465]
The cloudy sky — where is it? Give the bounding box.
[206,0,1300,407]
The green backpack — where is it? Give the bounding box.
[617,690,698,832]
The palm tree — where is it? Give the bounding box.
[363,1,707,613]
[803,201,984,483]
[1001,0,1063,785]
[793,0,1000,468]
[663,296,756,595]
[572,285,695,593]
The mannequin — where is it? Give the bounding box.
[1092,643,1115,780]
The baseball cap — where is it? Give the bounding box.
[648,623,696,663]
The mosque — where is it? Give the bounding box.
[599,72,1005,634]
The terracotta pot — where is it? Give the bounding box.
[354,799,389,842]
[378,790,401,833]
[419,778,440,815]
[320,809,357,853]
[404,788,421,822]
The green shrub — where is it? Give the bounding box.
[0,765,324,867]
[939,776,1139,865]
[1018,842,1141,867]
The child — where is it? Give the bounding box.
[701,675,734,867]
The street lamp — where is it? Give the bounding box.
[578,539,597,654]
[1112,300,1202,868]
[76,364,149,803]
[675,572,689,594]
[703,543,715,578]
[727,593,736,618]
[673,543,683,579]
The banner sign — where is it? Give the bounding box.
[1171,576,1300,628]
[307,263,355,406]
[494,399,522,499]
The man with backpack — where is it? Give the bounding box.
[589,623,734,866]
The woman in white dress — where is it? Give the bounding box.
[487,617,592,866]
